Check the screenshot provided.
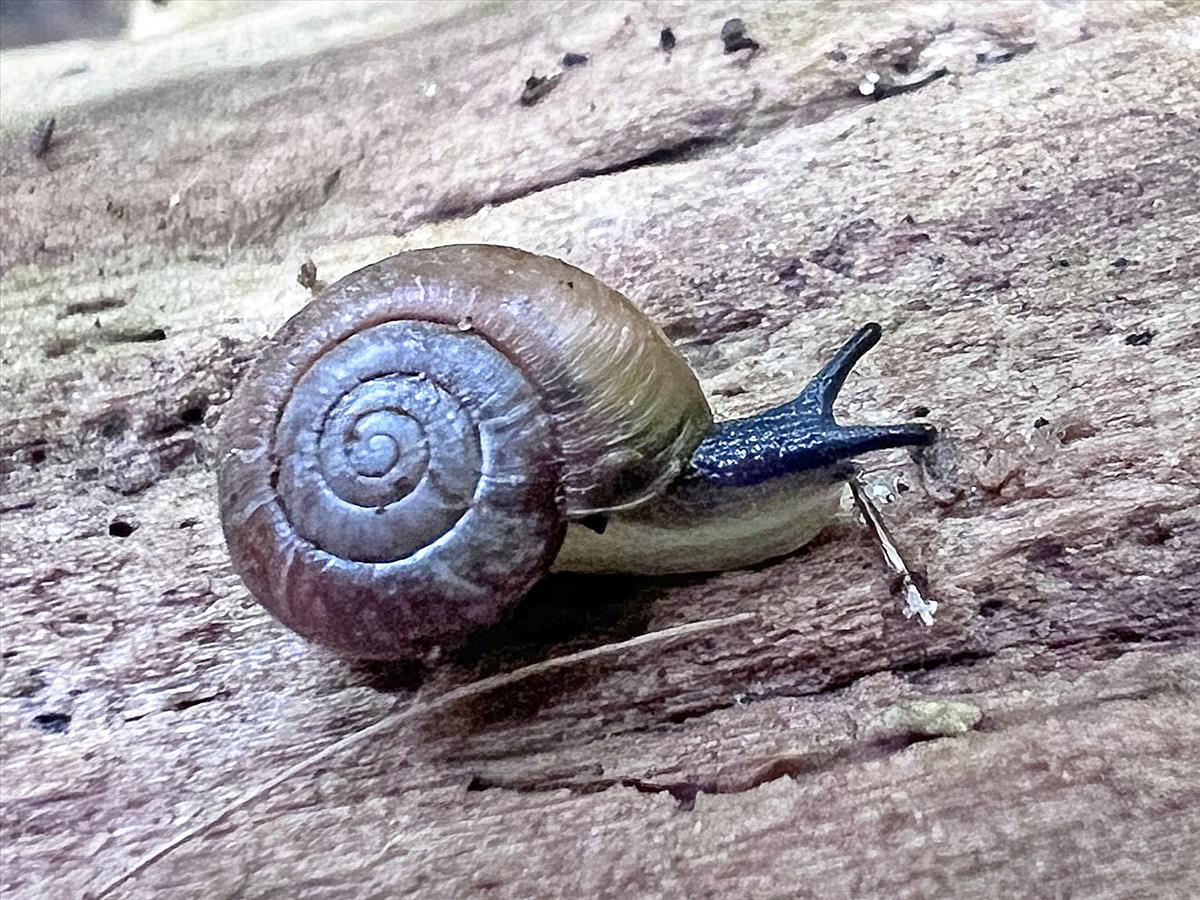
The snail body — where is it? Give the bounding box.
[218,245,933,659]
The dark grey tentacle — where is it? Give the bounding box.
[786,322,885,418]
[689,323,935,485]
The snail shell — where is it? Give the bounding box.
[218,245,711,659]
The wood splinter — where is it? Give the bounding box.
[849,472,938,625]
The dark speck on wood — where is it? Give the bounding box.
[519,73,561,107]
[660,27,676,52]
[861,68,949,100]
[33,712,71,734]
[1124,331,1154,347]
[298,258,323,293]
[561,52,588,68]
[109,520,137,538]
[30,117,56,159]
[721,19,760,54]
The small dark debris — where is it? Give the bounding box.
[1056,259,1070,268]
[519,73,561,107]
[721,18,759,53]
[466,774,490,791]
[30,117,55,160]
[660,27,676,52]
[1033,416,1050,428]
[28,446,48,465]
[108,327,167,343]
[1111,257,1130,269]
[828,49,847,63]
[109,520,136,538]
[298,258,321,292]
[178,517,200,529]
[860,67,949,100]
[911,405,931,418]
[33,712,71,734]
[562,52,588,67]
[1124,330,1154,347]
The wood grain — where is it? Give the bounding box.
[2,2,1198,898]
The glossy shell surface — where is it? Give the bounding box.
[218,245,711,658]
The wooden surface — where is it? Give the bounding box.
[2,2,1198,898]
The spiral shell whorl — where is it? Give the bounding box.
[275,321,498,564]
[219,317,564,659]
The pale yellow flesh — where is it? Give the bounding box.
[552,472,847,576]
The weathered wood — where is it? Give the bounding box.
[2,2,1198,898]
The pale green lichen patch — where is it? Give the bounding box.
[870,699,984,738]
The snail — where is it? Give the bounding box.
[217,245,935,659]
